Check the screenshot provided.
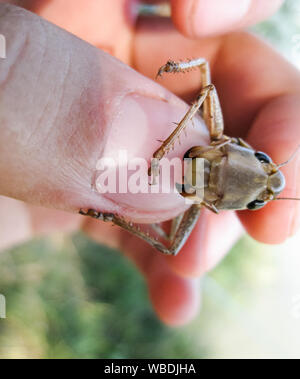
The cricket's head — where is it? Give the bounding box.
[181,143,300,212]
[245,150,286,210]
[213,145,288,211]
[219,144,300,211]
[248,146,300,210]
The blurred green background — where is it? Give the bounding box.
[0,0,300,359]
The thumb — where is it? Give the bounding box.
[0,4,207,223]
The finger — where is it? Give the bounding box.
[215,35,300,242]
[0,0,48,12]
[238,94,300,243]
[0,196,82,251]
[28,205,82,235]
[134,22,300,132]
[0,4,207,224]
[23,0,135,64]
[212,33,300,138]
[167,210,244,277]
[171,0,284,38]
[83,218,201,326]
[134,28,300,243]
[134,18,221,101]
[147,260,201,326]
[0,196,32,251]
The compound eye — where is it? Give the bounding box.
[184,148,193,160]
[247,200,267,210]
[255,152,272,164]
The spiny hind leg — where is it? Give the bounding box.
[79,206,201,256]
[79,209,172,254]
[145,206,202,256]
[150,212,184,242]
[166,205,202,256]
[150,58,225,180]
[157,59,225,141]
[155,58,213,157]
[149,83,215,181]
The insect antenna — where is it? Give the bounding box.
[275,198,300,201]
[277,145,300,168]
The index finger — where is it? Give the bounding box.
[171,0,284,38]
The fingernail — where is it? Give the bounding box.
[104,93,208,159]
[99,93,208,220]
[189,0,251,37]
[104,94,196,160]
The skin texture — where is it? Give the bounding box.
[0,0,299,326]
[170,0,284,37]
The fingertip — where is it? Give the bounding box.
[239,162,300,244]
[29,206,82,235]
[167,210,243,277]
[240,0,284,29]
[84,221,201,326]
[82,217,123,251]
[171,0,251,38]
[239,95,300,244]
[170,0,192,37]
[148,269,201,326]
[238,202,297,244]
[127,240,201,326]
[171,0,284,39]
[0,197,32,251]
[166,219,207,278]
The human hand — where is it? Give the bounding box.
[1,0,299,326]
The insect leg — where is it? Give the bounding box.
[196,61,225,142]
[79,206,201,256]
[80,209,175,255]
[165,205,202,256]
[157,58,225,142]
[149,84,215,180]
[231,137,253,149]
[144,205,202,255]
[157,58,209,78]
[169,212,185,241]
[150,223,170,240]
[149,212,185,242]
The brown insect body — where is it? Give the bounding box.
[80,58,293,256]
[184,142,286,211]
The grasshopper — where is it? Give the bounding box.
[80,58,298,256]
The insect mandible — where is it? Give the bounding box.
[80,58,299,256]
